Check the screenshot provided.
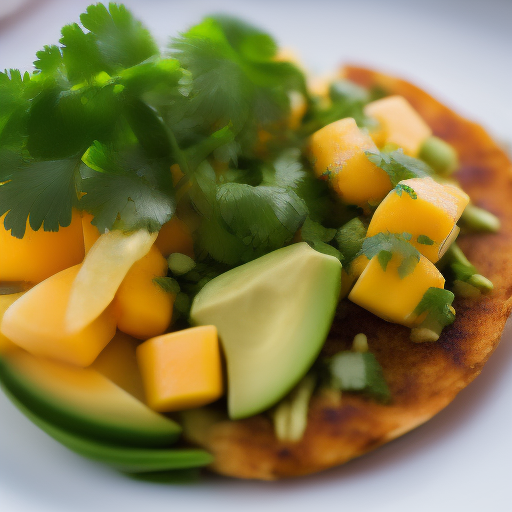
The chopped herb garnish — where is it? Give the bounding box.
[329,351,390,403]
[360,232,421,278]
[395,183,417,199]
[413,287,455,337]
[366,149,431,186]
[153,276,181,295]
[335,218,367,266]
[300,217,341,260]
[417,234,434,245]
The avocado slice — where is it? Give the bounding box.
[0,379,213,473]
[190,243,342,419]
[0,349,181,447]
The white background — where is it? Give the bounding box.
[0,1,511,511]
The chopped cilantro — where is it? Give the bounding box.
[413,287,455,332]
[360,232,421,278]
[417,234,434,245]
[366,149,431,186]
[300,217,341,260]
[335,218,367,265]
[395,183,417,199]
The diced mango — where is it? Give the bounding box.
[0,293,24,354]
[348,253,445,327]
[0,210,85,284]
[155,217,195,258]
[115,246,174,340]
[81,212,101,254]
[364,96,432,156]
[136,326,223,412]
[308,118,392,207]
[91,331,145,402]
[367,177,470,262]
[0,265,117,366]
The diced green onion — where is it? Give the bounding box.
[419,136,458,175]
[460,204,500,233]
[168,253,196,276]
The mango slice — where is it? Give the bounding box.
[308,118,392,207]
[90,331,145,402]
[155,217,195,258]
[0,349,181,447]
[66,229,157,333]
[137,326,223,413]
[0,210,84,284]
[115,246,174,340]
[348,253,445,327]
[367,177,469,262]
[0,293,24,354]
[364,95,432,156]
[0,265,117,366]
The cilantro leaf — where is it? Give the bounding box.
[170,16,306,153]
[417,234,434,245]
[335,218,367,265]
[34,45,64,75]
[80,3,158,72]
[414,287,455,330]
[300,217,341,260]
[360,232,421,278]
[0,158,79,238]
[366,149,431,186]
[79,142,175,233]
[395,183,417,199]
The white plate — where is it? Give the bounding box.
[1,1,511,511]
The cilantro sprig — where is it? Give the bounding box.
[413,287,455,336]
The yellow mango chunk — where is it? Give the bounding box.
[364,96,432,156]
[81,212,101,254]
[155,217,195,258]
[0,210,84,284]
[115,246,174,340]
[367,177,469,263]
[348,253,445,327]
[0,293,24,354]
[91,331,145,402]
[308,118,392,207]
[0,265,117,366]
[137,326,223,412]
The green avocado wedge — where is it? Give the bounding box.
[0,349,181,447]
[0,379,213,473]
[190,243,342,420]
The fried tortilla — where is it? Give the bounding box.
[181,67,512,480]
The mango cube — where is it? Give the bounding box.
[0,265,117,366]
[364,96,432,156]
[136,326,223,412]
[155,217,195,258]
[367,177,469,263]
[348,253,445,327]
[0,293,24,354]
[115,246,174,340]
[0,210,84,284]
[308,118,392,207]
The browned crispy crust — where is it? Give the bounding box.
[185,67,512,480]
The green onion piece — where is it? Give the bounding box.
[329,352,390,402]
[272,374,316,442]
[419,136,459,175]
[168,253,196,276]
[460,204,500,233]
[352,333,368,353]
